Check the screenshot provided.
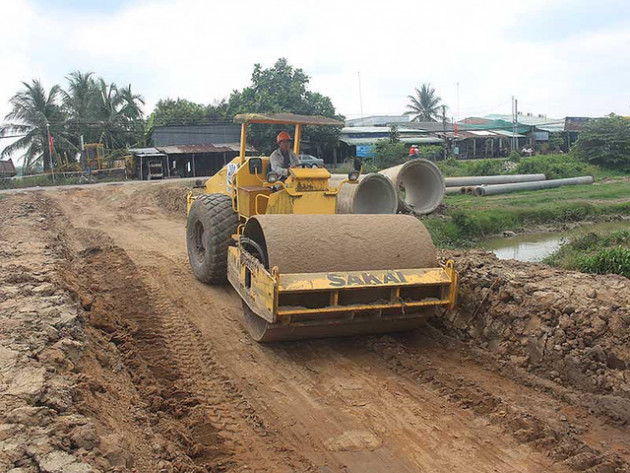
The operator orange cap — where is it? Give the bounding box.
[276,131,292,143]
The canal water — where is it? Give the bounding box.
[482,220,630,263]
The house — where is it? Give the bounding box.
[131,124,251,179]
[454,113,571,158]
[338,126,442,158]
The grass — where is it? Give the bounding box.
[438,154,627,180]
[423,180,630,248]
[542,230,630,277]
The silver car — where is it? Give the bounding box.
[298,154,324,168]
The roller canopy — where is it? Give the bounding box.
[234,113,344,127]
[242,214,438,274]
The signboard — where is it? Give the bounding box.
[356,144,376,158]
[533,131,549,141]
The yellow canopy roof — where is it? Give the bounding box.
[234,113,343,126]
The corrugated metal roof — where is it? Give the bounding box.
[234,113,343,126]
[484,113,564,132]
[400,122,455,133]
[152,124,241,147]
[345,115,410,127]
[128,147,166,157]
[340,136,443,145]
[455,129,526,139]
[340,126,425,134]
[155,143,253,154]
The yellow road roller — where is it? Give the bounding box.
[186,113,457,342]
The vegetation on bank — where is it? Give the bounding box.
[423,180,630,247]
[542,230,630,278]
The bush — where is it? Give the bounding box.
[437,158,511,177]
[573,114,630,172]
[374,139,407,169]
[416,145,443,161]
[577,247,630,278]
[507,151,521,163]
[514,153,592,179]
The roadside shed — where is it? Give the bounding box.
[0,159,17,178]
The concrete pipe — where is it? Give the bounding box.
[379,159,445,214]
[329,173,398,214]
[445,173,546,187]
[474,176,594,196]
[445,186,463,195]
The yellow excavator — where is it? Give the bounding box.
[185,113,457,342]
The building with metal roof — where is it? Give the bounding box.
[137,124,249,180]
[345,115,410,127]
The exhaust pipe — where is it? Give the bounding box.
[379,159,445,214]
[329,173,398,214]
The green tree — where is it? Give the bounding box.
[1,80,73,172]
[89,78,144,149]
[227,58,342,154]
[62,70,97,144]
[405,83,443,122]
[573,114,630,171]
[152,98,208,126]
[374,138,408,169]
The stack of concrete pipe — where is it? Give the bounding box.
[444,174,546,194]
[473,176,594,196]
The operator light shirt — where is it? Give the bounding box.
[270,148,300,177]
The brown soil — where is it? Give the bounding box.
[1,181,629,473]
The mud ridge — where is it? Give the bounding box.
[55,220,315,472]
[367,335,629,473]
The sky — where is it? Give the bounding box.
[1,0,630,160]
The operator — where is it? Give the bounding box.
[269,131,300,179]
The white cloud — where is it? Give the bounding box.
[2,0,630,162]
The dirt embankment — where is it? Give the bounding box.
[440,250,630,423]
[0,195,96,473]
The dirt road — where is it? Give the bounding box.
[2,183,628,473]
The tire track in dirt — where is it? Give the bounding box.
[48,184,629,473]
[366,335,630,473]
[55,216,315,472]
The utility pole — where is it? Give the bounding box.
[456,81,460,122]
[46,123,55,183]
[357,72,364,119]
[511,97,518,152]
[442,105,448,159]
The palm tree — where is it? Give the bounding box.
[1,80,73,172]
[62,71,97,144]
[405,83,443,122]
[91,78,145,149]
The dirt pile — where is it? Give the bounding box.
[440,250,630,423]
[144,184,190,217]
[0,195,95,473]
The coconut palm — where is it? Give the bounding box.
[405,83,443,122]
[1,80,73,172]
[91,78,145,149]
[62,71,98,144]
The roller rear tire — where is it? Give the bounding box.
[187,193,238,284]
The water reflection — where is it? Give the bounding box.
[482,221,630,263]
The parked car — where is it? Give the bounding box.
[298,154,324,168]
